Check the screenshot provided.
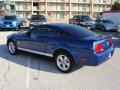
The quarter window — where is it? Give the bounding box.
[56,31,69,37]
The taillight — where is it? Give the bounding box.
[95,43,104,53]
[108,38,113,47]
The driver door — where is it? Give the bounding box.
[17,27,47,53]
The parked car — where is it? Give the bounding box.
[29,15,47,29]
[0,15,21,30]
[94,19,119,31]
[69,15,95,29]
[20,18,28,26]
[7,24,114,73]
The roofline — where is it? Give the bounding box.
[103,10,120,13]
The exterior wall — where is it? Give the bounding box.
[0,0,120,23]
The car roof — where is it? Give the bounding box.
[31,15,45,16]
[4,15,16,16]
[36,23,98,38]
[37,23,90,33]
[38,23,75,31]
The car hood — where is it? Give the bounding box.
[7,32,24,39]
[84,21,96,25]
[3,20,18,22]
[104,23,116,27]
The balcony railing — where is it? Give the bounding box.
[33,0,45,2]
[33,6,45,11]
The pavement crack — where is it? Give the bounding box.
[1,60,10,90]
[4,61,10,84]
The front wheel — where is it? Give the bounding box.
[55,52,75,73]
[15,25,20,31]
[8,41,18,55]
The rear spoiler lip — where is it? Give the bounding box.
[96,34,112,41]
[93,35,112,54]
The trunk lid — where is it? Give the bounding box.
[83,34,113,53]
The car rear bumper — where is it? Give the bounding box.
[77,46,115,66]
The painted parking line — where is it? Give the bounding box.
[26,56,31,90]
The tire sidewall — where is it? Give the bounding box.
[54,52,75,73]
[8,41,18,55]
[102,26,106,31]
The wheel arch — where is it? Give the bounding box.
[7,39,16,46]
[53,48,77,65]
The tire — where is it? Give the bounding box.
[8,40,18,55]
[101,26,106,31]
[15,25,20,31]
[54,52,75,73]
[21,21,26,26]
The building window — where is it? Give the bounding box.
[82,0,86,2]
[53,13,64,19]
[103,0,107,3]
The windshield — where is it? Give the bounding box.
[63,25,98,39]
[81,16,92,21]
[4,16,16,20]
[103,20,113,24]
[30,15,46,20]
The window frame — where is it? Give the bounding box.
[30,26,56,38]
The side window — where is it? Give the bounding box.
[30,27,55,37]
[96,19,101,23]
[77,16,80,20]
[56,31,69,38]
[39,28,55,37]
[30,28,41,38]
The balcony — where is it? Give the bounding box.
[33,0,45,2]
[14,0,31,2]
[47,7,69,11]
[92,0,111,5]
[33,6,45,11]
[47,0,69,3]
[71,7,90,12]
[71,0,90,4]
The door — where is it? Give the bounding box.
[18,27,47,53]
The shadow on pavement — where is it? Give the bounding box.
[0,44,81,74]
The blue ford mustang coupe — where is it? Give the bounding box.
[7,24,114,73]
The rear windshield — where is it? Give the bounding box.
[30,15,46,20]
[103,20,113,24]
[64,25,98,39]
[4,16,16,20]
[81,16,92,21]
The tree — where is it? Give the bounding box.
[111,2,120,10]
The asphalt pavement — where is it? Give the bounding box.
[0,31,120,90]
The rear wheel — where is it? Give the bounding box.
[101,26,106,31]
[8,41,18,55]
[54,52,75,73]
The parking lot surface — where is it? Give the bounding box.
[0,31,120,90]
